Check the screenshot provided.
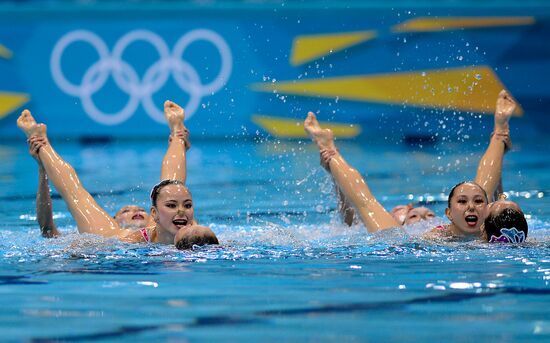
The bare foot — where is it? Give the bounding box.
[17,110,47,138]
[494,90,515,133]
[164,100,185,133]
[304,112,336,151]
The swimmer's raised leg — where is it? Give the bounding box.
[319,148,357,226]
[307,113,357,226]
[305,112,399,233]
[304,112,337,151]
[18,110,121,237]
[161,100,189,183]
[17,110,46,138]
[475,90,516,202]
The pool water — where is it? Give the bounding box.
[1,136,549,341]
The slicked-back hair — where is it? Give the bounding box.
[150,179,188,207]
[447,181,488,208]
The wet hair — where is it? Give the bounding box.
[447,181,488,208]
[175,230,219,250]
[484,208,528,243]
[150,179,189,207]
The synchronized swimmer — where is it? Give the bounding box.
[28,107,190,238]
[19,90,529,248]
[18,100,218,249]
[305,90,528,243]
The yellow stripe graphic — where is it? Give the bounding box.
[253,115,361,138]
[0,92,29,119]
[291,31,377,66]
[253,66,522,115]
[393,16,534,32]
[0,44,13,59]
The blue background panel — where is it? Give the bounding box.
[0,3,549,140]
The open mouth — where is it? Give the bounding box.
[132,214,145,220]
[172,218,188,228]
[465,215,478,227]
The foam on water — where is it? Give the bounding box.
[2,216,549,267]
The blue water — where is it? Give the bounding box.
[1,136,549,341]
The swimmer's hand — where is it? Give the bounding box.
[169,129,191,150]
[174,225,219,250]
[320,148,337,171]
[28,136,48,162]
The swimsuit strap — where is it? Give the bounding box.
[140,228,151,243]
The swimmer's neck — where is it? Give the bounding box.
[152,226,174,244]
[448,223,482,238]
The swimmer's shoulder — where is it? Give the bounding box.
[119,227,154,243]
[423,224,452,240]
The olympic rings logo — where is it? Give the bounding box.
[50,29,232,125]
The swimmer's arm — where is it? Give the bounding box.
[36,162,60,238]
[474,134,505,203]
[337,186,356,226]
[475,90,515,202]
[161,130,188,183]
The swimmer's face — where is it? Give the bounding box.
[404,207,436,225]
[114,205,149,228]
[391,205,412,225]
[445,183,488,235]
[151,184,194,236]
